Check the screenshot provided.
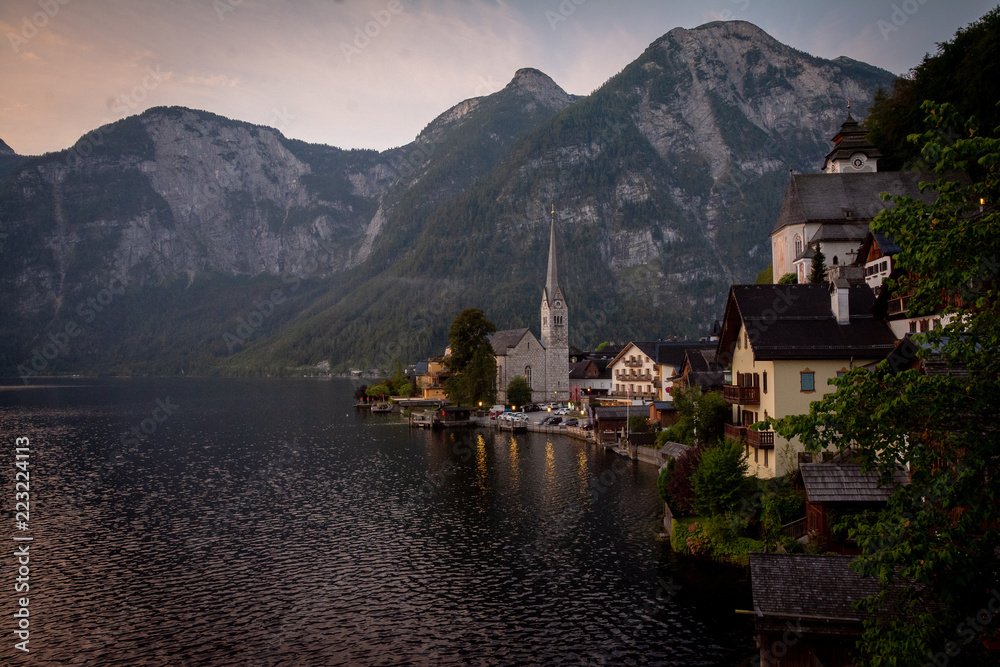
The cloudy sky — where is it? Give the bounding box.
[1,0,995,156]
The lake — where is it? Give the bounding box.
[0,378,753,665]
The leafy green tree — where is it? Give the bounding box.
[774,101,1000,665]
[777,272,797,285]
[353,384,368,401]
[366,382,392,398]
[690,439,751,516]
[389,361,408,394]
[659,387,728,446]
[808,243,826,284]
[396,380,415,398]
[628,415,651,433]
[656,464,672,505]
[446,308,496,372]
[755,264,773,284]
[447,341,497,406]
[506,375,531,408]
[865,8,1000,170]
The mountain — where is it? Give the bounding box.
[0,21,895,377]
[0,137,24,183]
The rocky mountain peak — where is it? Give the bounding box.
[0,137,15,155]
[505,67,573,109]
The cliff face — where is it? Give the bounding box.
[0,21,895,375]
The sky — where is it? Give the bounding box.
[1,0,996,156]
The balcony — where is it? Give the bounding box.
[747,428,775,449]
[724,423,747,443]
[624,359,643,368]
[653,380,662,389]
[723,384,760,405]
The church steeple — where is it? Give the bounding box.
[821,101,882,173]
[543,204,565,306]
[540,205,567,352]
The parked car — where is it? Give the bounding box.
[562,418,579,427]
[545,416,563,426]
[523,403,540,413]
[556,408,569,415]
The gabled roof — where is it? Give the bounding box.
[569,360,599,379]
[488,328,536,356]
[750,554,880,623]
[808,223,869,244]
[717,284,898,361]
[609,341,715,369]
[771,171,941,235]
[856,231,903,266]
[594,406,632,420]
[796,463,908,503]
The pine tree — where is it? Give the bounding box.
[808,243,826,283]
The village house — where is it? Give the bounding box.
[416,356,450,400]
[748,553,916,667]
[716,282,898,478]
[794,462,909,553]
[607,341,715,404]
[568,358,612,402]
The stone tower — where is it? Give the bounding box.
[540,207,570,402]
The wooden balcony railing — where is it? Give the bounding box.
[747,428,775,449]
[723,384,760,405]
[724,423,747,443]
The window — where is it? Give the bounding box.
[764,449,769,467]
[909,321,918,333]
[524,366,532,388]
[800,371,815,392]
[794,234,803,257]
[762,371,767,395]
[754,448,758,463]
[832,256,839,265]
[920,319,929,332]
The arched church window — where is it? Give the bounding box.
[794,234,803,257]
[832,256,839,265]
[524,366,532,388]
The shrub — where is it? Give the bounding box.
[666,447,702,516]
[691,439,751,516]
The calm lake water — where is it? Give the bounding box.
[0,378,753,665]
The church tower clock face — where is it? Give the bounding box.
[554,300,562,309]
[851,153,867,170]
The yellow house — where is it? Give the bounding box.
[717,282,897,478]
[417,356,450,400]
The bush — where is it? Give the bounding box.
[666,447,702,516]
[691,439,751,516]
[656,464,672,504]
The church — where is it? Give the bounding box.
[770,108,935,283]
[490,211,570,405]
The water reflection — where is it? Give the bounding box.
[0,378,754,664]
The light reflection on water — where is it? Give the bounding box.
[0,378,753,665]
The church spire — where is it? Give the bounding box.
[545,204,560,303]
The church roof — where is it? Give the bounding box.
[488,328,537,356]
[771,171,941,235]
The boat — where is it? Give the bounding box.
[370,402,392,413]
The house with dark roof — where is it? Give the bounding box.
[716,283,898,478]
[794,462,909,552]
[568,359,611,402]
[675,348,727,391]
[748,553,906,666]
[416,356,451,400]
[607,341,716,404]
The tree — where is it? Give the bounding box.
[446,308,496,373]
[808,243,826,283]
[865,8,1000,170]
[506,375,531,408]
[366,382,392,399]
[628,415,651,433]
[690,439,751,516]
[353,384,368,401]
[755,264,773,284]
[445,308,498,406]
[777,272,797,285]
[666,447,702,516]
[774,101,1000,665]
[658,387,728,446]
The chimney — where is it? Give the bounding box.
[830,279,851,325]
